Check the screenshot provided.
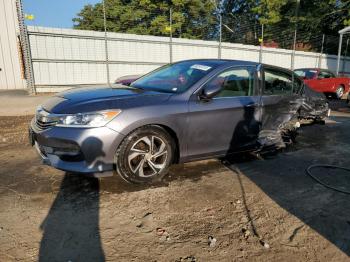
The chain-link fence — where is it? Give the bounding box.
[220,17,349,55]
[20,0,350,92]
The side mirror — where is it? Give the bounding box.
[200,84,222,100]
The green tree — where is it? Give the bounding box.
[221,0,260,45]
[221,0,350,53]
[270,0,350,52]
[73,0,217,40]
[74,0,350,54]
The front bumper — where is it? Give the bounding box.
[29,118,125,176]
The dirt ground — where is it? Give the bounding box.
[0,101,350,261]
[0,90,50,116]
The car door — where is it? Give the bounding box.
[317,70,334,90]
[260,66,301,146]
[186,66,262,159]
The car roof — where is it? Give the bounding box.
[177,59,298,73]
[176,59,259,67]
[294,68,320,71]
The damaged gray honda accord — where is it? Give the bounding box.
[29,59,329,184]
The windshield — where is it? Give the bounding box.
[294,69,318,80]
[131,60,223,93]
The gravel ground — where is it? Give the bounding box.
[0,101,350,261]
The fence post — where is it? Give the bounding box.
[169,8,173,63]
[318,34,325,68]
[259,24,264,63]
[102,0,111,86]
[291,0,300,71]
[218,14,222,59]
[16,0,36,94]
[291,29,297,70]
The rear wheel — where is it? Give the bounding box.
[115,126,174,184]
[335,86,344,99]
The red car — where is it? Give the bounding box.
[294,68,350,99]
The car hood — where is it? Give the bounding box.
[41,85,173,114]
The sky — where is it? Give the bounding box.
[23,0,100,28]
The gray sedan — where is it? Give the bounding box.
[29,59,328,184]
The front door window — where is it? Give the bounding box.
[203,67,255,98]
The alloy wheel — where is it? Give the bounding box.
[127,135,168,177]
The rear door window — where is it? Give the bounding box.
[263,68,294,95]
[318,71,333,79]
[294,69,318,79]
[319,70,334,79]
[327,71,335,78]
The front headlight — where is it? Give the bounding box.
[56,110,121,128]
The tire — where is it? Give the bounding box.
[335,86,344,99]
[114,125,175,184]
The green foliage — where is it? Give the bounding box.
[73,0,217,40]
[73,0,350,54]
[252,0,288,25]
[221,0,350,54]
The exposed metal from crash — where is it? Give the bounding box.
[256,82,329,151]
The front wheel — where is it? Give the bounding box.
[114,126,174,184]
[335,86,344,99]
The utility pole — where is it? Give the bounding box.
[291,0,300,71]
[102,0,110,86]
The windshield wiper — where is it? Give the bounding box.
[130,85,175,93]
[114,84,144,91]
[128,84,145,90]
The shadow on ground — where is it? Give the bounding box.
[224,115,350,256]
[39,175,105,262]
[37,148,227,262]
